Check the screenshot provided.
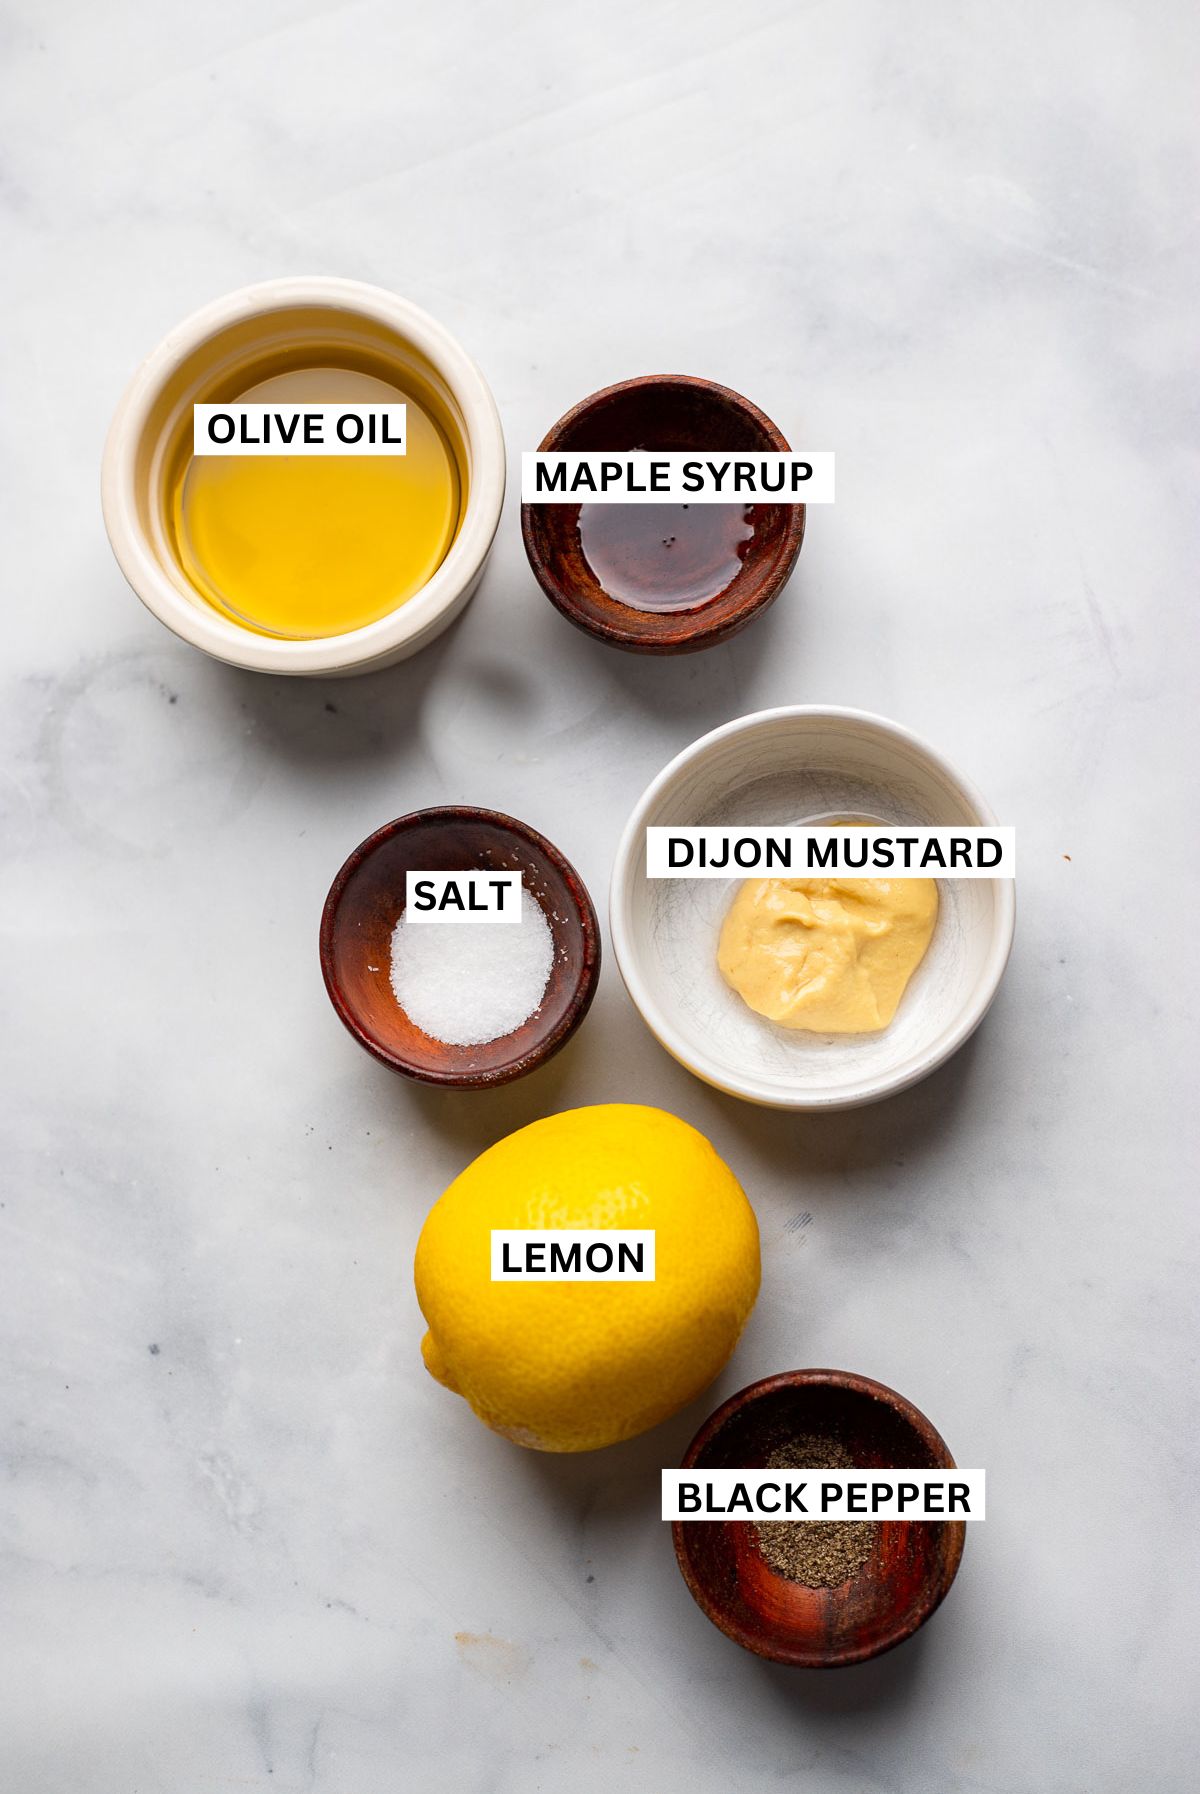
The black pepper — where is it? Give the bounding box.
[754,1432,878,1589]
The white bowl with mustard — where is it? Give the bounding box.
[610,706,1015,1110]
[101,277,506,676]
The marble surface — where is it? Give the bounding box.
[3,3,1197,1789]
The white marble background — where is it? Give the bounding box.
[2,3,1197,1789]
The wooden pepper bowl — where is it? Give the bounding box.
[319,807,601,1088]
[521,374,805,654]
[672,1370,966,1668]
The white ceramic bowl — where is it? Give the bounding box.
[101,277,506,676]
[610,707,1015,1110]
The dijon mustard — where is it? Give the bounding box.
[718,873,938,1034]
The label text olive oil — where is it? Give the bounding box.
[172,366,462,638]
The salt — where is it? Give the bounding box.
[389,887,555,1046]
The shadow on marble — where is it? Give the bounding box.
[395,1028,583,1154]
[710,1028,983,1188]
[202,612,469,776]
[189,557,805,804]
[755,1615,932,1713]
[524,1393,715,1493]
[581,574,804,727]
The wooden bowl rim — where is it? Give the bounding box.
[318,805,602,1088]
[672,1367,967,1668]
[520,373,806,653]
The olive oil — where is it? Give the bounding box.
[172,365,462,639]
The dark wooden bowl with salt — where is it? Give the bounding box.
[672,1369,966,1668]
[319,807,600,1089]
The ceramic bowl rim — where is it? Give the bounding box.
[609,704,1016,1110]
[101,276,506,674]
[519,373,806,652]
[672,1367,966,1668]
[319,804,601,1088]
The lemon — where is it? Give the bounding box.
[414,1104,760,1453]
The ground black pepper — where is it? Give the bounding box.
[754,1432,878,1589]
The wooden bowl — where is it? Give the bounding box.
[672,1370,966,1668]
[319,807,601,1088]
[521,375,805,654]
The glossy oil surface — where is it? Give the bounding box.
[173,366,462,638]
